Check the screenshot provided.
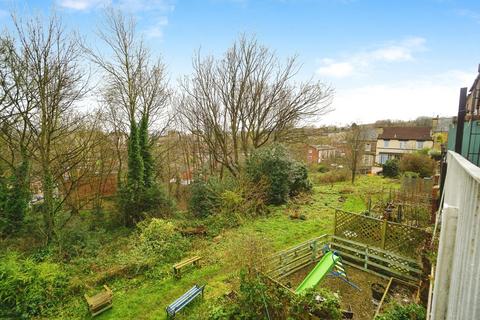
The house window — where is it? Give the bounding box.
[365,144,371,152]
[399,141,407,149]
[363,155,371,165]
[417,141,424,149]
[379,153,389,164]
[383,140,389,148]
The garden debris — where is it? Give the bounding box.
[179,226,207,236]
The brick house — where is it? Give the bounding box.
[306,144,338,164]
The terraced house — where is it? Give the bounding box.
[376,127,433,164]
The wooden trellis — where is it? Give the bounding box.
[265,235,423,285]
[334,210,429,258]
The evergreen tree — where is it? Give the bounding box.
[6,155,30,233]
[0,150,30,235]
[127,120,144,190]
[139,115,154,188]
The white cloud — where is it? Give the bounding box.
[319,69,476,125]
[317,37,426,78]
[58,0,110,11]
[317,60,354,78]
[117,0,174,13]
[144,16,168,39]
[457,9,480,24]
[57,0,174,13]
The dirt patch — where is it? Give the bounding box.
[283,263,389,320]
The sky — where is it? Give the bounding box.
[1,0,480,125]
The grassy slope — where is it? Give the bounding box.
[56,175,399,320]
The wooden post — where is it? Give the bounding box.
[333,210,338,235]
[312,240,317,262]
[381,219,388,249]
[365,246,369,269]
[374,277,394,318]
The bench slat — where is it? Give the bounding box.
[169,287,198,308]
[173,256,201,270]
[166,284,205,317]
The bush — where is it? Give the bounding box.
[0,252,68,318]
[208,271,341,319]
[376,303,426,320]
[317,163,330,173]
[289,162,313,197]
[188,177,219,218]
[246,144,311,205]
[382,159,400,178]
[118,183,174,226]
[399,153,436,178]
[402,171,420,179]
[290,288,342,320]
[316,169,350,185]
[135,218,190,262]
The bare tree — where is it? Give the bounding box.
[178,35,333,177]
[0,12,92,242]
[88,8,171,180]
[87,8,172,225]
[344,123,366,184]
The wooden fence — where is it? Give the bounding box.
[265,234,423,285]
[265,235,329,280]
[334,209,430,258]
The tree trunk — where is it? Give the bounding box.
[41,165,55,243]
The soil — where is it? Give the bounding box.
[284,263,389,320]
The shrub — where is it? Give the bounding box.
[135,218,189,262]
[246,144,311,205]
[383,159,400,178]
[289,162,313,196]
[208,271,341,319]
[399,153,436,178]
[118,183,174,226]
[188,177,219,218]
[317,163,330,173]
[0,252,67,318]
[376,303,426,320]
[402,171,420,179]
[290,288,342,320]
[316,169,350,185]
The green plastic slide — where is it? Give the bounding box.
[295,251,339,294]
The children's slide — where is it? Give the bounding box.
[295,251,340,294]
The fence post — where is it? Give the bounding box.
[333,210,337,235]
[311,240,317,262]
[365,246,369,269]
[381,219,387,249]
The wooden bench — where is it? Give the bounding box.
[173,256,201,278]
[84,285,113,317]
[166,284,205,319]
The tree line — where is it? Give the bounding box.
[0,9,333,243]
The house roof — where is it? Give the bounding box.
[378,127,432,141]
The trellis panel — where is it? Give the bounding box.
[334,209,429,258]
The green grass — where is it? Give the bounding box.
[52,174,400,319]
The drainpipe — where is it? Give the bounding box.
[454,87,467,154]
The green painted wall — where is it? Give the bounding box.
[447,120,480,165]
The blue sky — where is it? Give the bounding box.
[1,0,480,125]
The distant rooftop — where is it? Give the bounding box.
[378,127,431,141]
